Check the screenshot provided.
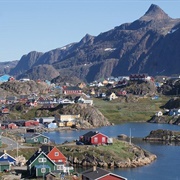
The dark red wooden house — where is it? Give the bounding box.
[80,131,109,145]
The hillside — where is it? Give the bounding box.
[0,80,50,96]
[1,4,179,82]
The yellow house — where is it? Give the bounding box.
[90,88,95,95]
[57,121,65,127]
[78,82,86,89]
[109,92,118,101]
[64,121,73,127]
[102,79,108,85]
[55,114,80,122]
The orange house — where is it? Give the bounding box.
[40,145,67,164]
[8,123,18,129]
[1,108,9,114]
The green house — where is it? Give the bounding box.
[26,150,57,177]
[24,133,50,144]
[0,161,10,172]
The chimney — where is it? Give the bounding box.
[93,166,96,172]
[3,150,6,154]
[38,148,41,153]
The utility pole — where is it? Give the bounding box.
[129,128,132,145]
[16,142,18,157]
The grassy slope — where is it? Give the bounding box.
[93,95,170,124]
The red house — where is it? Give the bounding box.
[80,131,109,145]
[24,120,39,127]
[25,99,38,107]
[1,108,9,114]
[82,167,127,180]
[8,123,18,129]
[40,145,67,164]
[63,86,82,95]
[117,90,127,96]
[8,76,15,81]
[19,95,29,103]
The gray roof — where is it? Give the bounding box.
[0,161,10,165]
[82,167,109,179]
[24,133,49,140]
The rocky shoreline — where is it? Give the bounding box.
[60,140,157,168]
[143,129,180,142]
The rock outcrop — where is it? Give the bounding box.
[143,129,180,142]
[61,140,157,168]
[61,104,111,128]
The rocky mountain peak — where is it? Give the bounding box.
[79,33,94,45]
[141,4,170,21]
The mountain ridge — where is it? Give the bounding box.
[2,4,180,82]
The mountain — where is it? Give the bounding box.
[0,60,18,75]
[17,64,60,81]
[6,4,180,82]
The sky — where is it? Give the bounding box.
[0,0,179,62]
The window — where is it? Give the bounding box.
[94,137,98,143]
[39,158,43,162]
[39,158,47,162]
[44,138,48,143]
[57,165,64,170]
[55,152,59,156]
[41,168,46,173]
[34,138,38,142]
[102,137,106,143]
[4,154,7,159]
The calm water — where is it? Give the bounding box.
[43,122,180,180]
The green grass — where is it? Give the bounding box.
[58,139,135,162]
[93,95,170,124]
[97,139,134,160]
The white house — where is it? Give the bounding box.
[155,111,163,117]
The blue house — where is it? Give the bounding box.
[0,150,16,165]
[47,122,58,129]
[169,109,180,116]
[0,75,10,82]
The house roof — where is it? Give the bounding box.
[40,145,54,154]
[82,131,98,137]
[0,74,10,82]
[0,152,16,161]
[99,173,127,180]
[26,151,56,166]
[82,131,109,138]
[82,167,109,179]
[64,86,82,91]
[82,167,127,180]
[24,133,49,140]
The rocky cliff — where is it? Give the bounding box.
[0,80,50,96]
[60,104,111,128]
